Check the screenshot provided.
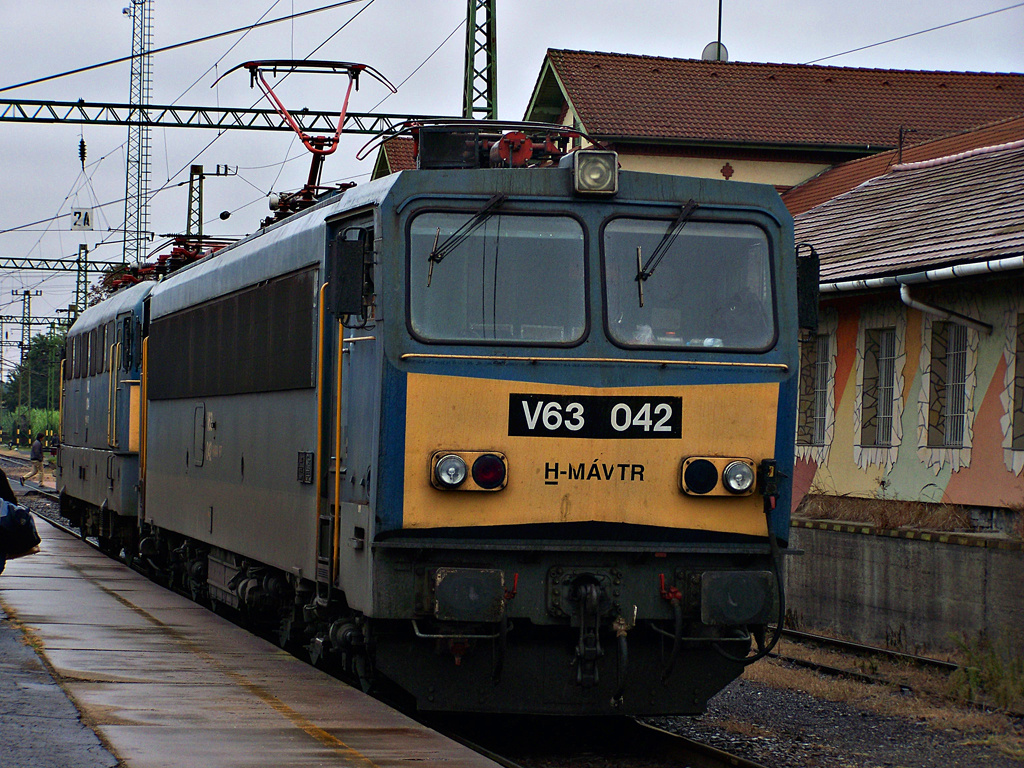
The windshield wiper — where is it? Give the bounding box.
[426,193,508,286]
[634,199,698,306]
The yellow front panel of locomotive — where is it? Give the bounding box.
[403,373,779,536]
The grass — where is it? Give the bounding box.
[948,632,1024,712]
[795,494,976,533]
[746,644,1024,757]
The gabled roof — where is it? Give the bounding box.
[794,141,1024,285]
[526,49,1024,153]
[783,115,1024,215]
[371,136,416,179]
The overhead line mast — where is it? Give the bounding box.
[463,0,497,119]
[123,0,153,267]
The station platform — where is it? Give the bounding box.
[0,518,500,768]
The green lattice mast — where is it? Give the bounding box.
[463,0,497,119]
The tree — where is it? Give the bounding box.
[2,332,65,412]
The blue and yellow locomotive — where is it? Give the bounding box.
[59,124,815,715]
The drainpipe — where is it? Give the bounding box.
[898,284,992,335]
[818,252,1024,335]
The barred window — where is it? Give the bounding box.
[797,333,830,446]
[928,321,968,448]
[1014,314,1024,450]
[862,327,896,447]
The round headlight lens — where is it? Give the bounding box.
[472,454,507,490]
[435,454,468,488]
[576,152,617,193]
[722,460,755,494]
[683,458,719,495]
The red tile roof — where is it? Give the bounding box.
[794,141,1024,285]
[535,50,1024,150]
[385,136,417,171]
[782,115,1024,215]
[372,136,416,178]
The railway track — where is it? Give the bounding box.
[781,628,959,672]
[777,628,1024,721]
[773,627,968,694]
[433,714,770,768]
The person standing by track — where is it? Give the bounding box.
[22,434,45,486]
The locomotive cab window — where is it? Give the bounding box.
[603,218,776,351]
[408,211,586,345]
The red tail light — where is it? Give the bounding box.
[472,454,507,490]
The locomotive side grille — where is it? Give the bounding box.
[148,267,317,400]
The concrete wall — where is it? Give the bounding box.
[786,522,1024,655]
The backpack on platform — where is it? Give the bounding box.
[0,500,41,563]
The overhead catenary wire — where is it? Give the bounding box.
[3,1,376,269]
[803,1,1024,64]
[366,17,466,112]
[0,1,299,332]
[173,0,286,106]
[0,0,391,375]
[7,0,405,257]
[0,0,368,94]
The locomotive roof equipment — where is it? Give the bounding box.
[215,59,397,222]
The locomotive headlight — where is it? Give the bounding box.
[434,454,468,488]
[682,458,719,495]
[568,150,619,195]
[431,451,508,491]
[722,460,756,494]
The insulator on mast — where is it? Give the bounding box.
[79,137,87,169]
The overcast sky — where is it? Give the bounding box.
[0,0,1022,371]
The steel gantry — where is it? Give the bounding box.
[0,248,124,315]
[0,99,445,135]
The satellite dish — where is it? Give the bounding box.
[702,41,728,62]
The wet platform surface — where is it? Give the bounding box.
[0,518,499,768]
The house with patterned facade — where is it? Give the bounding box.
[790,137,1024,522]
